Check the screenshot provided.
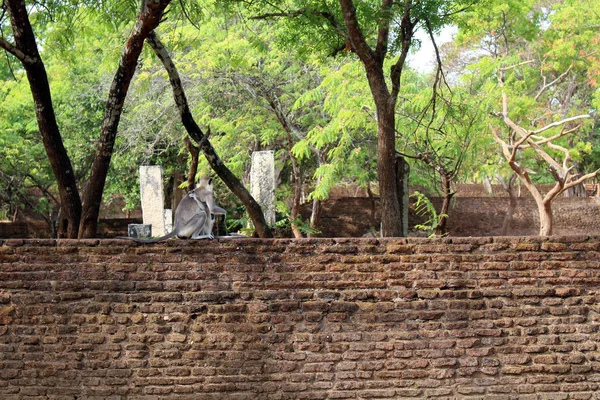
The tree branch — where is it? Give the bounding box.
[389,3,414,101]
[535,65,572,101]
[375,0,394,60]
[0,37,37,65]
[250,7,348,38]
[339,0,377,63]
[530,114,590,135]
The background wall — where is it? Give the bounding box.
[302,197,600,237]
[4,184,600,239]
[1,237,600,399]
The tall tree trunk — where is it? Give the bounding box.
[339,0,410,237]
[78,0,172,238]
[4,0,82,238]
[375,98,402,237]
[145,32,272,238]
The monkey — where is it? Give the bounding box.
[119,177,226,243]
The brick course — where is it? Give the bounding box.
[1,236,600,399]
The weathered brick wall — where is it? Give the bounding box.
[1,236,600,399]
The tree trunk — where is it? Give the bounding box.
[375,99,403,237]
[146,32,272,238]
[308,199,322,238]
[435,172,453,236]
[338,0,406,237]
[395,153,410,237]
[366,184,378,229]
[538,200,553,236]
[5,0,82,238]
[289,157,304,239]
[499,174,517,236]
[78,0,172,238]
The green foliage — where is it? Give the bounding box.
[450,0,600,184]
[411,191,447,237]
[0,68,57,222]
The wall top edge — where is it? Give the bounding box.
[0,234,597,248]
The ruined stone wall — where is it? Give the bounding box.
[1,237,600,399]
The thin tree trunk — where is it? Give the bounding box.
[395,153,410,237]
[499,174,517,236]
[435,172,453,236]
[289,156,304,239]
[366,184,377,229]
[4,0,82,238]
[539,201,553,236]
[145,31,272,238]
[308,199,322,238]
[78,0,172,238]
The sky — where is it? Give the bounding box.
[407,25,458,73]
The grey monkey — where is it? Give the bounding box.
[120,177,226,243]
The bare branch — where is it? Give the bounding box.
[530,114,590,135]
[249,9,306,19]
[499,60,535,71]
[178,0,201,30]
[426,20,451,93]
[564,169,600,190]
[546,140,571,173]
[530,123,582,146]
[250,7,348,39]
[535,65,572,101]
[497,69,563,172]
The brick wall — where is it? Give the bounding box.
[1,237,600,399]
[304,197,600,237]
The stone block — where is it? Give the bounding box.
[127,224,151,238]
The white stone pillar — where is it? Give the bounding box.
[250,151,276,226]
[139,166,166,236]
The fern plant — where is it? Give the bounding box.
[411,191,448,238]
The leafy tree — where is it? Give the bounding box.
[450,0,600,235]
[494,64,597,236]
[1,0,172,238]
[2,0,84,237]
[399,84,483,236]
[233,0,474,237]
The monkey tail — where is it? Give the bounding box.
[116,230,177,243]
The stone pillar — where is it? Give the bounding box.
[164,209,173,234]
[139,166,166,237]
[250,151,276,226]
